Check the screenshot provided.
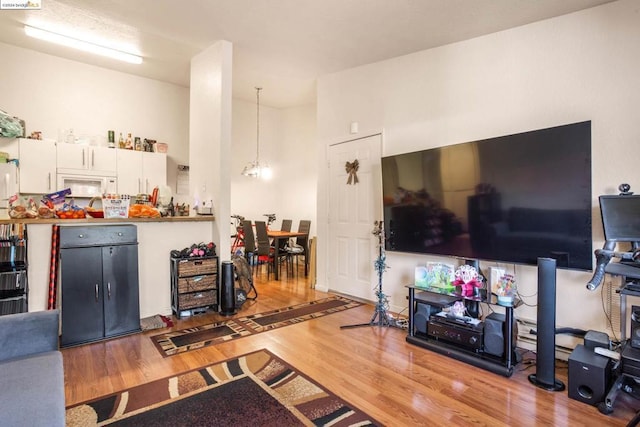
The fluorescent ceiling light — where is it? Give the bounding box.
[24,25,143,64]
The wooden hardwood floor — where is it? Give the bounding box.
[62,269,637,426]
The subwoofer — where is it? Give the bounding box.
[568,344,612,405]
[483,312,517,357]
[414,302,440,335]
[631,305,640,349]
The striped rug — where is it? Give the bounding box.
[151,295,362,357]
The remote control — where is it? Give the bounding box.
[594,347,620,360]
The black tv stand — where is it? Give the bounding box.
[406,285,516,377]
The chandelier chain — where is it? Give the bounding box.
[256,87,261,161]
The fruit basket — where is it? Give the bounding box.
[85,197,104,218]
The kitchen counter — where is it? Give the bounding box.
[0,215,215,225]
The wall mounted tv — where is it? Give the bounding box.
[381,121,592,271]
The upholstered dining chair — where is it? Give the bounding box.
[241,220,257,275]
[277,219,293,265]
[254,221,276,278]
[286,220,311,276]
[280,219,292,232]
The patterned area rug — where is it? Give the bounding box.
[151,296,362,357]
[66,349,379,426]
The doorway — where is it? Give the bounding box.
[327,134,382,300]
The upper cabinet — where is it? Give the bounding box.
[57,144,116,176]
[18,138,57,194]
[142,152,167,194]
[116,150,167,195]
[12,138,166,196]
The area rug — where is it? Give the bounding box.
[65,348,379,426]
[151,296,362,357]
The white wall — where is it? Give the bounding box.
[231,98,317,237]
[317,0,640,336]
[0,41,190,199]
[189,40,233,261]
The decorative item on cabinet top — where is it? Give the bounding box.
[170,242,217,259]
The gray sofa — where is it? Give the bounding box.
[0,309,65,427]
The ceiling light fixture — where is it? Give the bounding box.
[24,25,143,64]
[241,87,272,179]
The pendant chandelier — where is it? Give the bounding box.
[241,87,272,179]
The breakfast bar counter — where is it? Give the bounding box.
[8,216,216,319]
[0,215,215,225]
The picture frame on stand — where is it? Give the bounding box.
[415,262,454,290]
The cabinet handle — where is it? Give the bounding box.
[82,148,86,166]
[48,173,51,190]
[107,282,111,299]
[92,149,95,168]
[95,284,99,302]
[138,178,141,193]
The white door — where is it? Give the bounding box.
[328,134,382,300]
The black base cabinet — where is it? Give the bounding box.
[60,225,140,347]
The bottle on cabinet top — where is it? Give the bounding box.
[108,130,115,148]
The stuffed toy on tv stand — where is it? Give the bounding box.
[452,264,484,318]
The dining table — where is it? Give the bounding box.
[267,230,309,280]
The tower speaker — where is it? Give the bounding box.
[568,344,612,405]
[483,312,517,357]
[219,261,236,316]
[414,302,441,335]
[631,305,640,349]
[528,257,565,391]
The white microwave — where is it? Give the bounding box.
[57,174,117,198]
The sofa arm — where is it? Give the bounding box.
[0,309,60,362]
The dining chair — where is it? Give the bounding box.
[286,220,311,276]
[241,220,257,275]
[280,219,292,232]
[277,219,293,264]
[254,221,276,279]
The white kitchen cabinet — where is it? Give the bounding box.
[116,150,167,195]
[18,138,57,194]
[142,152,167,194]
[57,144,116,175]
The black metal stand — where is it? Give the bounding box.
[341,221,403,330]
[340,288,402,329]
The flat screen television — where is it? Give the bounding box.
[381,121,592,271]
